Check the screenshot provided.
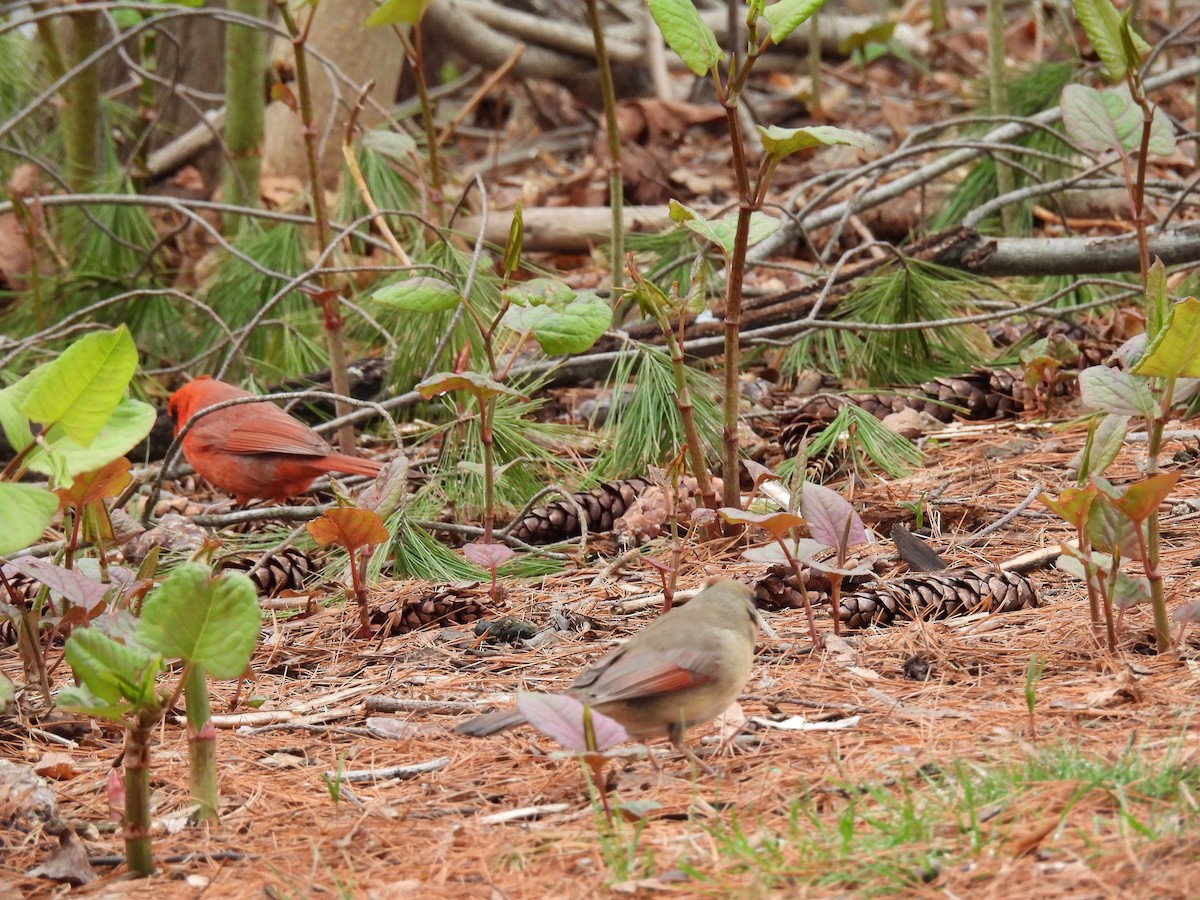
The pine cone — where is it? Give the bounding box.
[508,477,653,545]
[372,583,494,634]
[839,568,1038,629]
[222,547,320,597]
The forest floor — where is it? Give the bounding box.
[4,419,1200,898]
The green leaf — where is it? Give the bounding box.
[1060,84,1175,157]
[365,0,431,27]
[647,0,723,76]
[503,200,524,280]
[762,0,831,44]
[372,276,461,313]
[501,290,610,355]
[1077,366,1156,418]
[1146,258,1167,340]
[1132,297,1200,379]
[63,628,162,712]
[0,484,58,554]
[1073,413,1130,479]
[416,371,523,402]
[1073,0,1147,79]
[669,201,780,253]
[23,397,156,480]
[0,383,33,454]
[137,565,260,679]
[19,326,138,447]
[836,19,896,54]
[758,124,879,160]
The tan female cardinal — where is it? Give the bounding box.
[167,375,383,504]
[456,579,759,768]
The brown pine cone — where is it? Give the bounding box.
[508,477,654,544]
[222,547,320,597]
[839,568,1038,629]
[372,583,494,634]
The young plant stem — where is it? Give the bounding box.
[1126,76,1155,285]
[807,10,822,116]
[130,31,158,188]
[398,24,444,210]
[275,0,355,455]
[1143,403,1172,651]
[222,0,267,215]
[480,398,496,542]
[348,546,372,634]
[183,665,219,822]
[123,707,163,876]
[585,0,624,293]
[714,50,763,509]
[986,0,1017,234]
[777,538,820,644]
[660,318,716,511]
[62,7,100,195]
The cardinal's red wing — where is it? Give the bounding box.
[217,412,332,457]
[571,645,717,705]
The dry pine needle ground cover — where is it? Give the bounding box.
[4,421,1200,898]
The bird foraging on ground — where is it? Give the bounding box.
[456,579,760,769]
[167,375,383,504]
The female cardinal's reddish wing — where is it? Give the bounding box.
[571,646,717,704]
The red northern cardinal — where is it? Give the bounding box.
[167,375,383,504]
[456,579,759,767]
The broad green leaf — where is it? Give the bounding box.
[671,203,780,253]
[20,326,137,447]
[1073,0,1148,79]
[1085,492,1142,558]
[56,684,129,722]
[416,371,522,402]
[0,674,12,711]
[758,124,878,160]
[372,276,461,313]
[647,0,723,76]
[1077,366,1156,418]
[137,565,260,679]
[0,382,33,453]
[1132,297,1200,379]
[763,0,830,44]
[365,0,431,26]
[836,19,896,53]
[501,277,576,307]
[1111,567,1151,609]
[1072,413,1130,479]
[500,290,610,355]
[63,628,162,709]
[23,397,156,480]
[1060,84,1175,157]
[0,483,58,554]
[361,129,418,162]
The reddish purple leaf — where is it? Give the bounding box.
[516,692,627,751]
[799,482,866,551]
[463,542,515,570]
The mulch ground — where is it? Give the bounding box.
[4,418,1200,898]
